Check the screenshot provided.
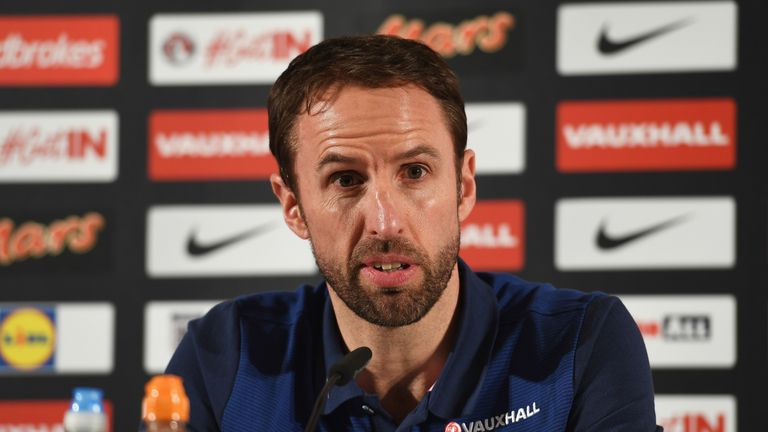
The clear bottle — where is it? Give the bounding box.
[63,387,107,432]
[142,374,190,432]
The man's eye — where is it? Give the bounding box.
[405,165,426,179]
[333,173,360,188]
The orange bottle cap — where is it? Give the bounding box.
[141,374,190,422]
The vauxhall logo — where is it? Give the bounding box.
[444,402,540,432]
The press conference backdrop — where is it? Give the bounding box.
[0,0,761,430]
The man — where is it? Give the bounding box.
[166,35,660,431]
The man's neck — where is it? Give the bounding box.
[328,265,462,424]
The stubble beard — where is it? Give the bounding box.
[312,232,460,328]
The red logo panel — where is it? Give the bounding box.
[557,98,736,172]
[0,15,119,86]
[0,400,112,431]
[460,200,524,272]
[148,109,277,181]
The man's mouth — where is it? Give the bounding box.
[371,262,411,272]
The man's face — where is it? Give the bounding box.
[272,85,475,327]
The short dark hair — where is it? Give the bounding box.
[268,34,467,192]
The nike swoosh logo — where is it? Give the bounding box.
[187,222,277,257]
[596,214,688,250]
[598,18,692,55]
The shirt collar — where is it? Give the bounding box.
[320,258,500,418]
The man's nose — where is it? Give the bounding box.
[363,182,404,238]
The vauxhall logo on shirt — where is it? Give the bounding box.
[445,402,540,432]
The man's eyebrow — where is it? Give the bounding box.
[394,145,441,161]
[316,152,358,171]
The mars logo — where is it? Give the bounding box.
[638,315,711,341]
[0,212,105,266]
[162,32,195,65]
[0,307,56,371]
[460,200,524,271]
[378,12,515,58]
[0,15,119,86]
[445,422,461,432]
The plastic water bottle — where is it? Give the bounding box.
[63,387,107,432]
[142,374,190,431]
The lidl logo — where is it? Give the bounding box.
[0,307,56,371]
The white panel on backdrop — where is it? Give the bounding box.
[555,197,735,270]
[144,300,220,374]
[146,205,317,277]
[149,12,323,85]
[655,395,736,432]
[620,295,735,368]
[465,103,526,174]
[0,111,118,183]
[557,2,737,75]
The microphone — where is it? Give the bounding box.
[304,346,372,432]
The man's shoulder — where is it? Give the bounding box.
[473,270,606,319]
[191,283,326,333]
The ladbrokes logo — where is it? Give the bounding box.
[148,109,275,181]
[0,400,113,429]
[0,15,119,86]
[655,395,736,432]
[149,12,322,85]
[460,200,524,271]
[0,111,118,183]
[0,307,56,371]
[378,11,515,58]
[557,99,736,172]
[621,295,735,368]
[0,213,104,267]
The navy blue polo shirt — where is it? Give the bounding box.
[165,259,660,431]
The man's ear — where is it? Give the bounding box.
[270,173,309,239]
[458,149,477,223]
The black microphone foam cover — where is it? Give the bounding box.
[328,346,372,386]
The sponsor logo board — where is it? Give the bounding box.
[375,9,522,78]
[555,197,734,270]
[0,400,113,431]
[460,200,524,271]
[0,211,110,273]
[0,303,113,374]
[621,295,735,368]
[0,15,119,86]
[0,111,118,182]
[148,109,275,181]
[149,12,322,85]
[557,99,736,172]
[655,395,736,432]
[466,103,525,174]
[146,205,316,277]
[143,300,220,373]
[557,2,737,75]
